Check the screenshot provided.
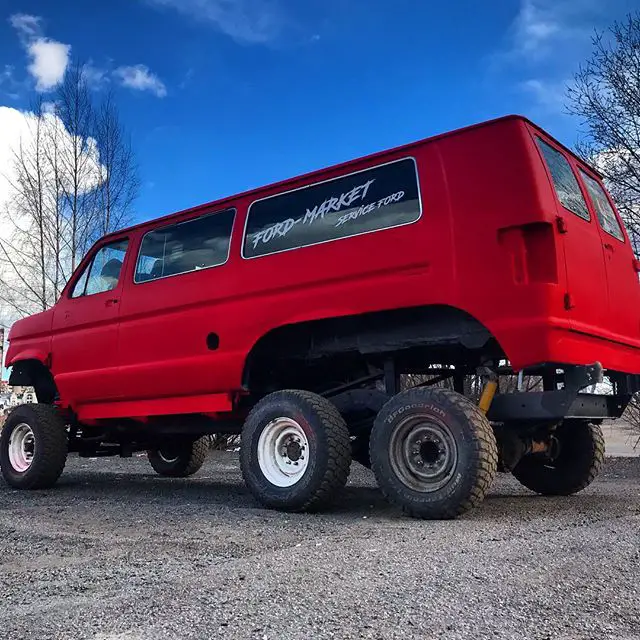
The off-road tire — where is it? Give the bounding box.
[147,436,209,477]
[240,390,351,512]
[0,403,68,489]
[511,421,605,496]
[370,387,498,519]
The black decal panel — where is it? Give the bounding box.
[243,158,421,258]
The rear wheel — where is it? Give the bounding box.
[0,403,68,489]
[511,420,604,495]
[147,436,209,477]
[370,387,497,519]
[240,390,351,512]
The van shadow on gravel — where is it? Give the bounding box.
[3,453,636,525]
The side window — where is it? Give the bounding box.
[579,170,624,242]
[536,138,590,221]
[71,239,129,298]
[134,209,235,283]
[243,158,421,259]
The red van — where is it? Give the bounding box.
[3,115,639,519]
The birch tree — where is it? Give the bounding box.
[0,62,139,323]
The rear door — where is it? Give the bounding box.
[578,168,640,340]
[534,136,609,333]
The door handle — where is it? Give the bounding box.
[105,298,119,307]
[603,242,614,251]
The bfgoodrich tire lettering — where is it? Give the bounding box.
[240,390,351,512]
[511,420,604,495]
[0,403,68,490]
[370,387,498,519]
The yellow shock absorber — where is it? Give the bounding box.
[478,379,498,414]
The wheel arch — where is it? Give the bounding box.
[241,303,506,392]
[8,359,59,404]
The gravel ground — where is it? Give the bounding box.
[1,453,639,640]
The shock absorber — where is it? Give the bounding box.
[478,364,498,414]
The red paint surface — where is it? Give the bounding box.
[7,116,640,419]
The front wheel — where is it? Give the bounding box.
[240,390,351,512]
[147,436,209,477]
[0,403,68,489]
[511,421,604,496]
[370,388,498,519]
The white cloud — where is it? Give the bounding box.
[500,0,596,63]
[8,13,42,39]
[26,39,71,91]
[0,65,19,99]
[9,13,70,92]
[0,106,104,323]
[113,64,167,97]
[512,0,561,58]
[145,0,285,44]
[520,78,568,113]
[0,105,102,211]
[0,65,14,84]
[82,61,108,88]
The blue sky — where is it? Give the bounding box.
[0,0,638,224]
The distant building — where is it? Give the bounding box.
[0,387,37,415]
[22,390,37,404]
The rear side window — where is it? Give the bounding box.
[134,209,235,283]
[71,239,129,298]
[243,157,421,259]
[536,138,590,221]
[579,170,624,241]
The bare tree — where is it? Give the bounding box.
[567,13,640,252]
[94,92,139,237]
[0,61,138,323]
[568,14,640,439]
[0,99,55,316]
[55,62,101,271]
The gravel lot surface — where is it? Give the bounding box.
[1,452,639,640]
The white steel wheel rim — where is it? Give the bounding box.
[257,417,310,487]
[9,423,36,473]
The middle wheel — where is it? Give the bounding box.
[240,390,351,512]
[370,387,498,519]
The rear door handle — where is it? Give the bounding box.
[603,242,614,251]
[105,298,119,307]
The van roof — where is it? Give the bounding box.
[106,114,593,240]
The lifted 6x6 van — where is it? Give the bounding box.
[3,115,640,519]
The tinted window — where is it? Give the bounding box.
[579,171,624,241]
[243,158,421,259]
[71,239,129,298]
[536,138,590,221]
[134,209,235,283]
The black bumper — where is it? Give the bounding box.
[488,391,631,423]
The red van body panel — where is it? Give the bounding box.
[5,308,54,366]
[6,115,640,419]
